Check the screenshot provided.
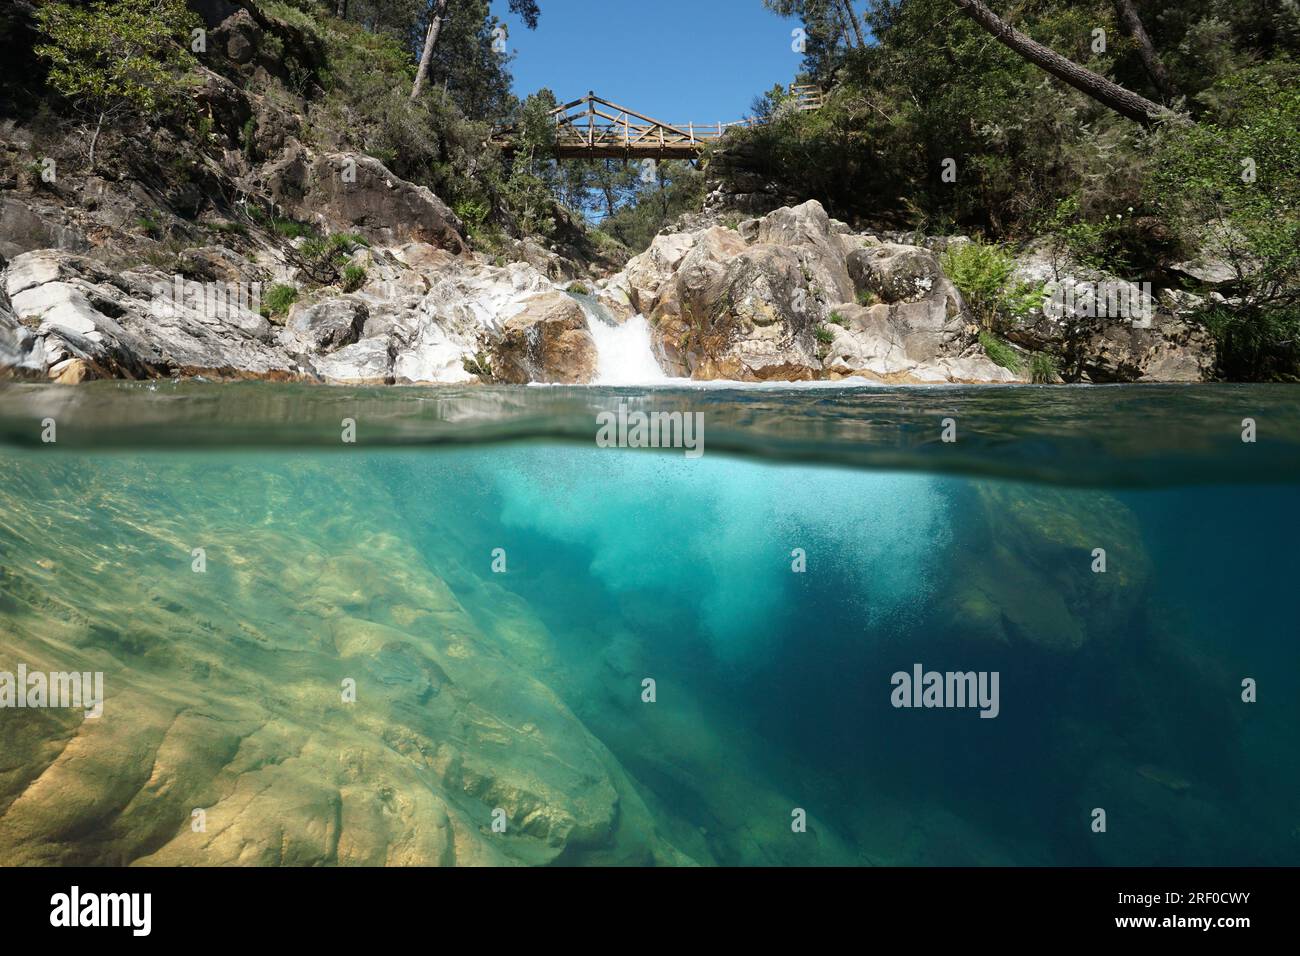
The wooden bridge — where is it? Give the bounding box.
[493,85,824,161]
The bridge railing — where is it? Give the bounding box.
[492,85,822,157]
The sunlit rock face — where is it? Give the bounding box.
[488,291,597,385]
[604,200,1015,383]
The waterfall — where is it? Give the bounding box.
[569,292,669,385]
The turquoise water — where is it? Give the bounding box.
[0,382,1297,866]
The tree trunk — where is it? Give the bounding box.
[1112,0,1177,102]
[410,0,449,101]
[335,0,347,19]
[827,4,853,49]
[838,0,866,48]
[950,0,1171,127]
[87,111,105,171]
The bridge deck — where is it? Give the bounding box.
[493,87,822,160]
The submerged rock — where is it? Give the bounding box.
[939,483,1151,653]
[0,457,689,866]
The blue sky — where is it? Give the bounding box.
[490,0,800,126]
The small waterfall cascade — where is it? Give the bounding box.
[568,291,669,385]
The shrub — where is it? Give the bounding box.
[943,241,1043,330]
[207,220,247,237]
[1029,352,1058,384]
[1152,65,1300,379]
[979,330,1023,372]
[293,232,367,284]
[261,283,298,318]
[463,351,494,380]
[135,213,162,238]
[340,264,366,292]
[272,218,316,240]
[34,0,200,167]
[814,325,836,345]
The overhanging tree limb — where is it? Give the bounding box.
[950,0,1175,127]
[1112,0,1177,102]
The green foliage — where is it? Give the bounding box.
[34,0,198,120]
[135,212,162,239]
[855,288,876,306]
[340,264,367,293]
[942,241,1043,329]
[454,197,492,242]
[598,161,706,252]
[1040,196,1146,275]
[1151,65,1300,379]
[266,214,316,240]
[261,283,299,318]
[206,221,247,238]
[731,0,1297,248]
[566,282,590,296]
[498,90,566,238]
[240,116,257,160]
[1029,352,1059,384]
[979,331,1023,373]
[1200,304,1300,382]
[827,310,848,326]
[463,350,494,380]
[297,232,368,284]
[814,324,836,345]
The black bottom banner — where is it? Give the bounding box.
[0,866,1286,943]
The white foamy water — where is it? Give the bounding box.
[571,294,670,385]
